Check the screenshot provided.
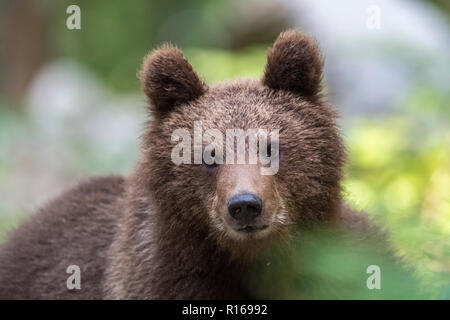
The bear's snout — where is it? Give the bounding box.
[227,192,263,225]
[213,164,281,240]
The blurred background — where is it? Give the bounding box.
[0,0,448,299]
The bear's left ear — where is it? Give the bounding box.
[140,45,206,116]
[262,29,323,99]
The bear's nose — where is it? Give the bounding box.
[227,193,262,223]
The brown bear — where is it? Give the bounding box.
[0,29,383,299]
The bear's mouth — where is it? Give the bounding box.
[236,224,269,233]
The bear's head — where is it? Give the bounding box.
[137,30,345,258]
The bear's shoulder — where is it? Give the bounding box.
[0,175,126,299]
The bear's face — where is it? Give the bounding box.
[139,30,345,254]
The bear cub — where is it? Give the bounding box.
[0,29,380,299]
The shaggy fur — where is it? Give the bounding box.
[0,29,383,299]
[263,30,323,100]
[140,45,206,117]
[0,176,125,299]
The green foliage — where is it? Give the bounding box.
[251,227,429,299]
[343,115,450,298]
[49,0,234,91]
[186,46,267,83]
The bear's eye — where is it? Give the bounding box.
[203,149,218,173]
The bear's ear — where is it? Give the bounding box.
[262,29,323,98]
[140,45,206,116]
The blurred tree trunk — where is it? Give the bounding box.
[0,0,49,105]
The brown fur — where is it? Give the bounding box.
[0,29,385,299]
[140,45,206,118]
[0,176,125,299]
[263,30,324,100]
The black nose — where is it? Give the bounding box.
[227,193,263,223]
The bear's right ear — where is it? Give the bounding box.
[140,45,206,116]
